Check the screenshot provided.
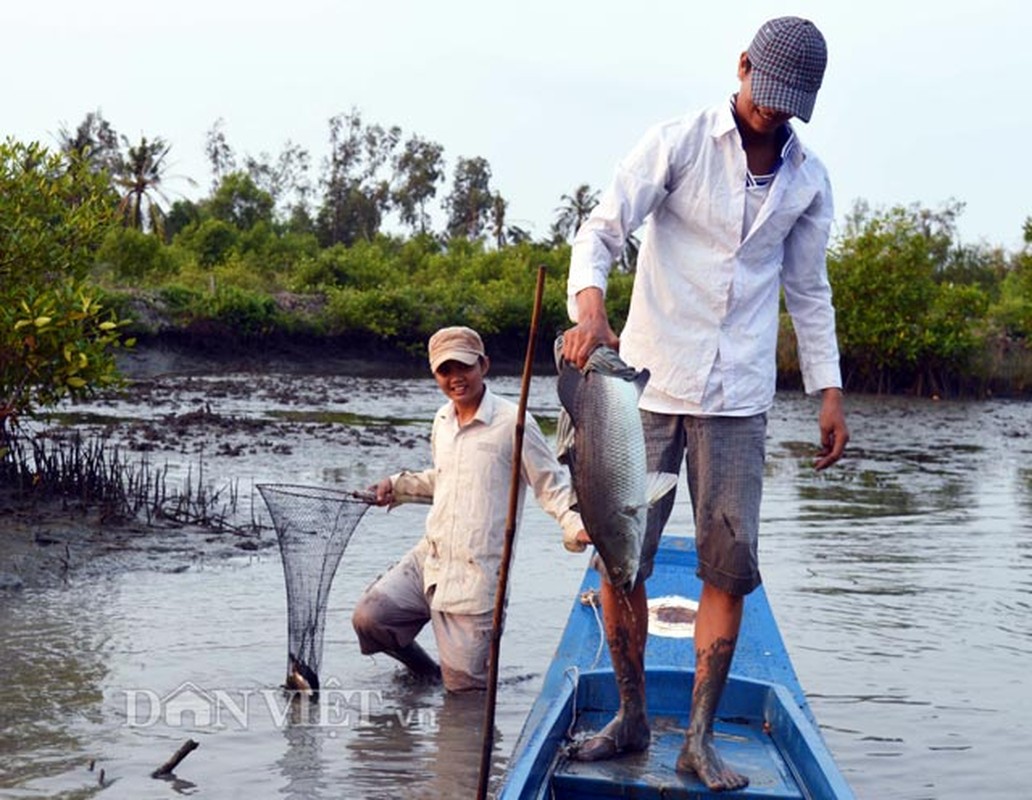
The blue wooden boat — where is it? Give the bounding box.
[500,535,854,799]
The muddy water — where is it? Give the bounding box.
[1,369,1030,799]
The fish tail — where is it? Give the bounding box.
[644,472,678,507]
[287,652,319,693]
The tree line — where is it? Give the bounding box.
[1,109,1031,437]
[56,108,598,249]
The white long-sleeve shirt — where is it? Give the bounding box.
[391,388,583,615]
[568,100,842,416]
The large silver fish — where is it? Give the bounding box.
[555,338,677,589]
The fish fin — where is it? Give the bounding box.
[553,333,566,373]
[583,345,639,380]
[556,359,582,422]
[555,409,577,467]
[644,471,678,507]
[583,346,651,398]
[633,367,651,396]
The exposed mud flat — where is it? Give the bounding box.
[1,345,440,592]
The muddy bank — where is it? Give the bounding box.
[0,499,275,592]
[118,331,540,380]
[116,335,426,380]
[1,345,438,592]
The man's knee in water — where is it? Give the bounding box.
[351,594,392,654]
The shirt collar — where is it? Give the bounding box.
[441,386,495,428]
[715,98,738,138]
[719,95,806,168]
[780,126,803,167]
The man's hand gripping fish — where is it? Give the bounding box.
[554,337,677,589]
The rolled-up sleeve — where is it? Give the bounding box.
[520,416,583,540]
[390,468,434,501]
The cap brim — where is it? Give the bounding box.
[751,70,817,122]
[430,349,481,372]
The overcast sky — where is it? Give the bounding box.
[6,1,1026,250]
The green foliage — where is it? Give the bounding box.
[990,251,1032,339]
[316,109,400,247]
[58,109,121,179]
[174,218,240,267]
[1,140,115,285]
[294,238,406,290]
[937,242,1009,299]
[393,135,445,235]
[828,201,1024,394]
[206,286,279,335]
[1,283,130,411]
[444,156,494,240]
[315,237,631,357]
[0,139,130,430]
[96,226,180,283]
[115,134,174,237]
[140,283,277,336]
[553,184,600,243]
[164,198,203,241]
[14,111,1032,397]
[922,282,990,365]
[207,171,274,230]
[159,284,204,315]
[237,224,320,280]
[829,203,941,375]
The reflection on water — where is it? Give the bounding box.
[0,582,112,798]
[345,688,504,798]
[761,396,1032,800]
[1,377,1031,799]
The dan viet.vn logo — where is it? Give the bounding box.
[121,678,437,731]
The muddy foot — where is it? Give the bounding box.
[675,733,748,791]
[569,714,651,762]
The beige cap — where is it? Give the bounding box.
[428,326,485,373]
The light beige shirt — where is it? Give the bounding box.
[391,388,582,615]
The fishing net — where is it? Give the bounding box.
[257,484,372,693]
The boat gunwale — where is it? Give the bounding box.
[499,536,855,799]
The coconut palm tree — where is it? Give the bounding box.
[490,192,508,249]
[553,184,600,242]
[115,135,174,238]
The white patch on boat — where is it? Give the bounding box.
[647,595,698,638]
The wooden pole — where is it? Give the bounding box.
[475,265,547,800]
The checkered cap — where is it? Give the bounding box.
[747,16,827,122]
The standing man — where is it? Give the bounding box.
[562,17,849,791]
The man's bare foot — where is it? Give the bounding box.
[569,712,651,761]
[675,731,748,791]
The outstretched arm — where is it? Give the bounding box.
[366,470,434,507]
[814,387,848,471]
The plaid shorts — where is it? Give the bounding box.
[638,411,767,596]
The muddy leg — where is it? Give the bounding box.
[572,579,651,761]
[676,583,748,791]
